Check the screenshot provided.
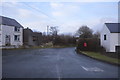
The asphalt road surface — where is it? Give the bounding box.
[2,47,120,78]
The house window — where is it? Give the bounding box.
[104,35,106,40]
[33,36,37,41]
[14,35,20,41]
[14,27,20,32]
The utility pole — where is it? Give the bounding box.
[47,25,49,35]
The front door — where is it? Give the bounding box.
[115,46,120,53]
[5,35,11,46]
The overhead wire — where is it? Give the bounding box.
[21,2,57,21]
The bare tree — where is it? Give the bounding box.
[49,26,59,36]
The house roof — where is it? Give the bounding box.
[0,16,23,28]
[105,23,120,33]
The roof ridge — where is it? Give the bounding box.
[105,23,120,33]
[0,16,23,28]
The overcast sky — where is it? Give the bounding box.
[0,1,118,35]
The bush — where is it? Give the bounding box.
[77,38,105,52]
[52,35,76,46]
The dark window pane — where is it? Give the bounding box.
[14,35,17,41]
[14,27,17,31]
[14,27,20,32]
[104,35,106,40]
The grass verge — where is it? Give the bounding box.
[77,50,120,66]
[2,45,75,50]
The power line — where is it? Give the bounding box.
[21,2,56,21]
[20,3,63,35]
[20,2,66,27]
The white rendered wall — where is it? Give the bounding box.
[110,33,120,52]
[12,28,23,46]
[100,25,111,52]
[0,25,23,46]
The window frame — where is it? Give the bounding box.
[14,35,20,41]
[14,27,20,32]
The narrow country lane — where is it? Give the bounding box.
[2,47,119,79]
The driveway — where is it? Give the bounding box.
[2,47,119,78]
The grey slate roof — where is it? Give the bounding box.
[105,23,120,33]
[0,16,23,28]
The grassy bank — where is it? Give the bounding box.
[77,50,120,65]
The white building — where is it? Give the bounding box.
[100,23,120,53]
[0,16,23,48]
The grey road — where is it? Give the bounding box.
[2,47,120,78]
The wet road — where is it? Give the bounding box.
[2,47,119,78]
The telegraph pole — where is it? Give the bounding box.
[47,25,49,35]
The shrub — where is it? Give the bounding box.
[52,35,76,46]
[77,38,105,52]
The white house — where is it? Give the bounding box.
[0,16,23,48]
[100,23,120,53]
